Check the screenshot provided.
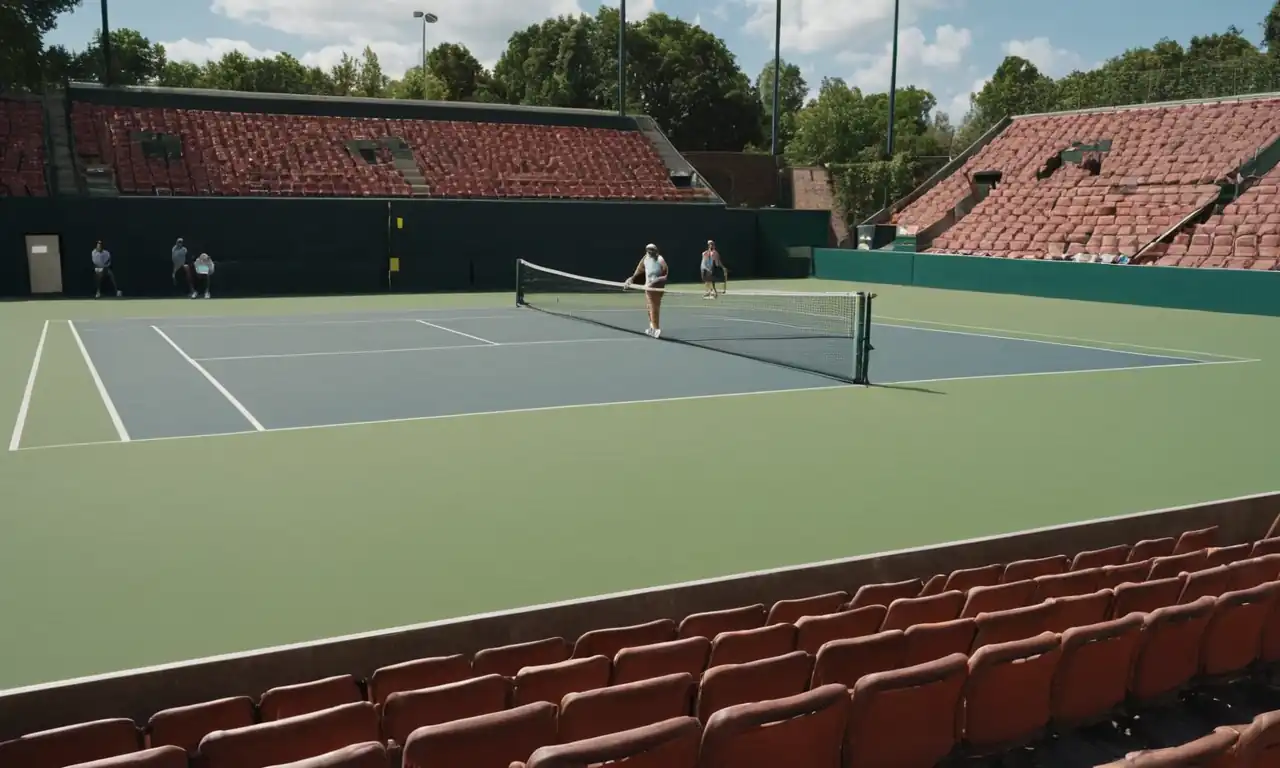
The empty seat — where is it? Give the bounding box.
[706,623,795,668]
[1129,538,1176,562]
[64,746,188,768]
[1179,565,1231,603]
[261,742,389,768]
[259,676,363,721]
[147,696,255,753]
[1071,545,1130,570]
[882,590,964,631]
[699,684,848,768]
[1101,560,1154,589]
[695,651,813,721]
[961,580,1035,618]
[400,702,557,768]
[847,579,922,609]
[903,618,977,666]
[918,574,947,596]
[1225,710,1280,766]
[513,656,610,707]
[1227,554,1280,590]
[198,702,379,768]
[795,605,886,654]
[1034,568,1102,600]
[368,655,472,706]
[845,654,967,767]
[612,637,710,685]
[1205,543,1251,568]
[1112,576,1186,617]
[1200,582,1280,681]
[944,564,1003,592]
[1148,551,1208,579]
[473,637,570,678]
[521,717,701,768]
[811,630,906,689]
[1173,526,1217,554]
[767,592,848,625]
[1050,615,1144,729]
[1044,589,1114,633]
[572,619,676,659]
[963,632,1062,755]
[381,675,512,750]
[1108,727,1238,767]
[0,719,141,768]
[971,601,1055,650]
[558,672,695,742]
[1003,555,1068,583]
[1252,537,1280,557]
[1129,597,1216,706]
[677,605,765,640]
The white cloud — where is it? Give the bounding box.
[846,24,973,93]
[1001,37,1084,77]
[740,0,955,55]
[945,76,987,121]
[300,40,422,77]
[601,0,657,19]
[161,37,281,64]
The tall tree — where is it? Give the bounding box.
[1267,0,1280,54]
[330,53,359,96]
[960,56,1055,140]
[387,66,448,100]
[426,42,485,101]
[756,60,808,153]
[0,0,81,90]
[356,46,387,98]
[71,27,168,86]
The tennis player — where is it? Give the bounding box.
[701,240,726,299]
[624,243,668,338]
[171,237,196,298]
[192,252,214,298]
[91,240,122,298]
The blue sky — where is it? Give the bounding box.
[46,0,1278,120]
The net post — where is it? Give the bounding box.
[854,291,873,385]
[515,259,525,307]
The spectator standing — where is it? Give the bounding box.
[171,237,195,298]
[91,240,122,298]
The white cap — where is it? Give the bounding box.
[646,243,657,251]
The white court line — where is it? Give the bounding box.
[195,336,638,362]
[8,321,50,451]
[416,319,498,345]
[886,357,1258,387]
[877,314,1254,361]
[152,326,265,432]
[704,315,832,334]
[875,321,1204,362]
[68,320,131,443]
[132,315,522,331]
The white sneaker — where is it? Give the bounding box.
[644,327,654,336]
[94,291,101,299]
[653,328,662,339]
[190,291,197,299]
[115,290,122,297]
[203,292,210,299]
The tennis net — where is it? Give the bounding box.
[515,260,874,384]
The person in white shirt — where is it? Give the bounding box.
[91,240,121,298]
[623,243,668,338]
[192,252,214,299]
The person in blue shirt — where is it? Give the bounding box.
[91,240,121,298]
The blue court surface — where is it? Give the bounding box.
[58,304,1217,445]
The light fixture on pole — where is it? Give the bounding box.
[412,10,439,101]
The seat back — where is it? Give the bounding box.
[612,637,711,685]
[794,606,885,655]
[961,580,1035,618]
[1232,710,1280,767]
[848,579,922,609]
[963,632,1062,755]
[810,630,906,689]
[1034,569,1102,601]
[368,655,472,706]
[147,697,255,753]
[944,564,1003,592]
[1122,728,1238,768]
[1003,556,1068,583]
[1101,560,1153,589]
[473,638,570,678]
[0,718,141,768]
[845,654,967,768]
[1130,538,1176,562]
[1172,527,1217,555]
[767,592,849,625]
[261,742,389,768]
[1070,545,1130,571]
[63,746,188,768]
[1179,566,1231,604]
[677,605,765,640]
[903,618,976,666]
[523,717,701,768]
[573,620,676,660]
[695,651,813,722]
[1111,576,1185,618]
[259,676,363,721]
[1051,615,1143,728]
[1044,590,1113,634]
[513,656,611,707]
[381,675,512,748]
[882,590,964,631]
[971,602,1054,650]
[706,624,795,668]
[1147,551,1207,580]
[197,702,379,768]
[699,685,848,768]
[1204,544,1250,569]
[400,702,557,768]
[1227,554,1280,591]
[558,673,695,743]
[1200,582,1280,678]
[1130,597,1216,703]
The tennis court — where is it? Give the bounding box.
[1,273,1275,690]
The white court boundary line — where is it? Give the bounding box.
[4,487,1274,696]
[8,320,50,451]
[113,315,521,331]
[416,319,497,345]
[152,327,265,432]
[68,320,131,443]
[195,336,638,362]
[11,354,1260,453]
[875,321,1204,363]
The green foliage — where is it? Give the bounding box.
[756,59,807,153]
[0,0,81,90]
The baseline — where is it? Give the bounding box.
[7,321,50,451]
[67,321,130,442]
[152,327,265,432]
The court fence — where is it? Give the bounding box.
[813,249,1280,317]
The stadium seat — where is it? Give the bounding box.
[960,580,1036,618]
[1227,554,1280,590]
[65,746,188,768]
[1148,551,1208,580]
[1206,543,1252,569]
[519,717,701,768]
[706,623,795,668]
[847,578,922,609]
[810,630,905,689]
[767,591,848,625]
[1034,568,1103,600]
[0,98,48,197]
[259,676,363,721]
[1130,538,1178,562]
[572,619,676,659]
[197,702,379,768]
[882,590,964,630]
[557,672,695,742]
[612,637,711,685]
[1199,582,1280,682]
[472,637,570,678]
[1071,545,1131,571]
[1003,555,1068,583]
[380,675,512,753]
[1111,576,1186,617]
[963,632,1062,755]
[146,696,255,753]
[367,655,472,707]
[512,656,611,707]
[845,654,967,766]
[1103,727,1238,767]
[400,702,557,768]
[943,564,1003,592]
[903,618,977,666]
[1128,597,1216,706]
[1253,537,1280,557]
[677,604,766,640]
[261,742,389,768]
[1044,589,1114,633]
[695,651,813,721]
[1050,615,1144,729]
[1179,565,1232,603]
[1173,527,1218,554]
[0,718,141,768]
[919,574,948,596]
[1102,559,1156,589]
[971,602,1055,649]
[794,605,886,654]
[698,685,848,768]
[1223,710,1280,765]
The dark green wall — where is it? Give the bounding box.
[813,248,1280,316]
[756,208,833,278]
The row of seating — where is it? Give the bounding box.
[0,97,48,197]
[8,524,1273,768]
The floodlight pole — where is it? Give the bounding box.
[770,0,781,157]
[885,0,900,158]
[412,10,438,100]
[618,0,627,115]
[100,0,113,86]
